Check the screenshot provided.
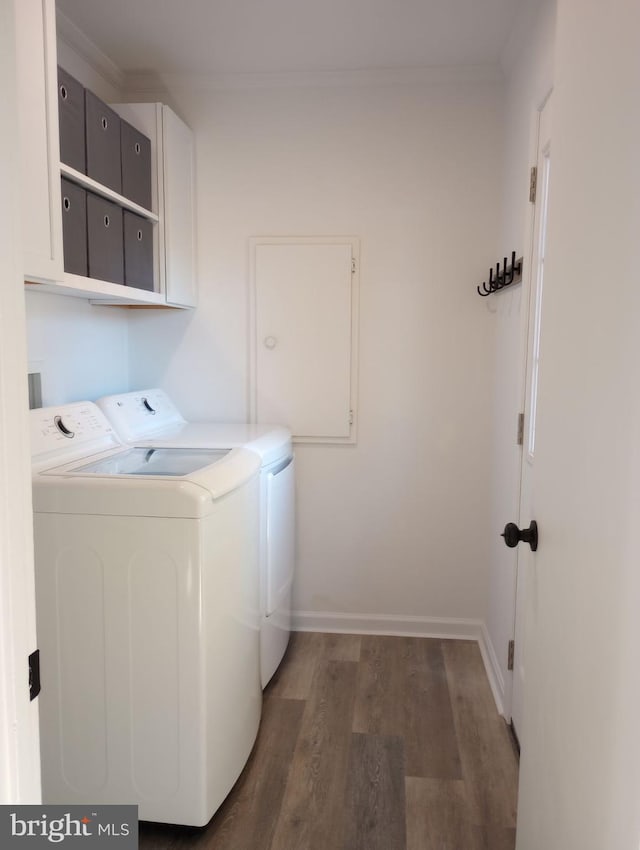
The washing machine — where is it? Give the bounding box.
[97,389,295,687]
[31,402,262,827]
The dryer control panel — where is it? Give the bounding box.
[31,402,122,467]
[97,388,185,442]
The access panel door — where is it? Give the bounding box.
[251,237,359,443]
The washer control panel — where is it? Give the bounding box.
[31,402,120,462]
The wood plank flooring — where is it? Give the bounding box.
[139,633,518,850]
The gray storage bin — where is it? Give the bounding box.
[123,211,154,291]
[60,178,87,277]
[87,193,124,285]
[85,91,122,193]
[58,67,86,173]
[121,120,152,210]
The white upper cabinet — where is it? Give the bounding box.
[15,0,64,285]
[14,0,197,309]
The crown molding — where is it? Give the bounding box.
[56,10,126,92]
[125,63,503,96]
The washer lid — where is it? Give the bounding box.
[34,445,260,518]
[31,403,261,517]
[72,446,230,476]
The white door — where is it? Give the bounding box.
[265,457,296,618]
[0,0,42,804]
[510,96,552,741]
[515,0,640,845]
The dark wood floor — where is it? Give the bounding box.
[139,633,519,850]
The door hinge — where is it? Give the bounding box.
[29,649,41,701]
[351,258,357,274]
[507,640,515,671]
[517,412,524,446]
[529,166,537,203]
[349,409,354,425]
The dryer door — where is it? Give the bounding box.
[265,456,295,617]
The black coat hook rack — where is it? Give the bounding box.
[477,251,523,296]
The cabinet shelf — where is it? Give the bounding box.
[60,163,159,222]
[25,272,170,307]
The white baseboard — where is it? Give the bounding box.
[292,609,484,640]
[291,609,506,716]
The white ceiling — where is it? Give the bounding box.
[56,0,525,77]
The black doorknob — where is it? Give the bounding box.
[501,520,538,551]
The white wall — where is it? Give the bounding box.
[22,32,130,408]
[483,0,556,713]
[25,292,129,405]
[515,0,640,846]
[128,72,504,629]
[56,12,124,104]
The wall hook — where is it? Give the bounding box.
[476,251,523,296]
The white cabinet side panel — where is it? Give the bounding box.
[15,0,63,284]
[163,106,196,307]
[254,242,353,439]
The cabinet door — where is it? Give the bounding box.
[15,0,63,284]
[162,106,196,308]
[251,238,359,443]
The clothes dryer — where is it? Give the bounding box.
[97,389,295,687]
[31,402,262,826]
